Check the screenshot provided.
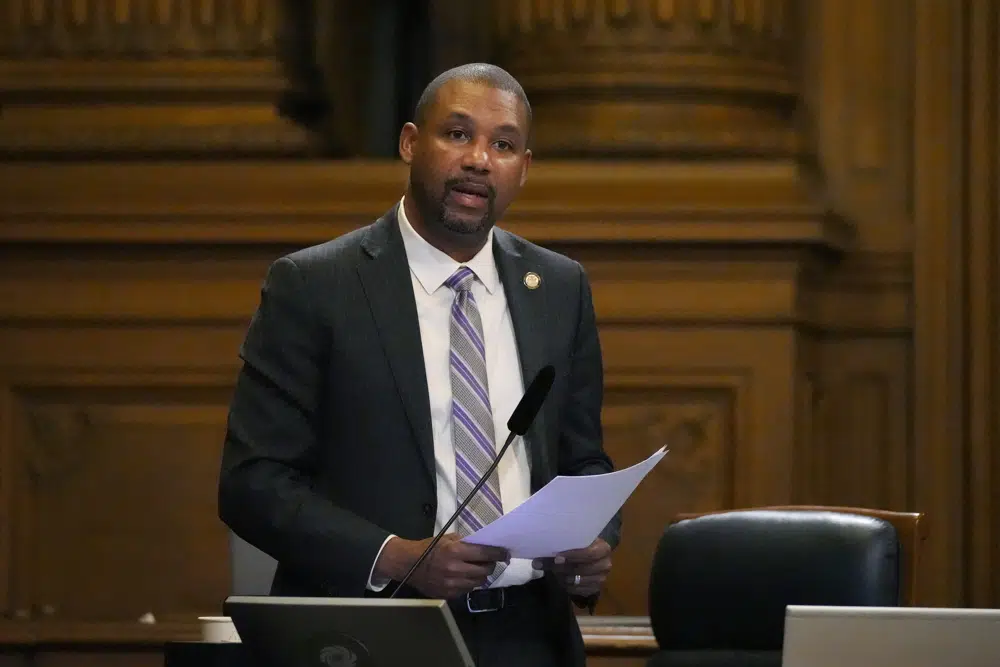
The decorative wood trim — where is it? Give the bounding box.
[0,251,874,329]
[0,58,310,157]
[0,60,283,94]
[0,160,851,249]
[810,252,911,334]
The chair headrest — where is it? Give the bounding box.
[648,510,901,651]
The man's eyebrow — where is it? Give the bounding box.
[442,111,473,124]
[495,123,523,137]
[441,112,523,136]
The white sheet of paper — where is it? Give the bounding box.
[461,445,668,558]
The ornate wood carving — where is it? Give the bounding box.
[5,380,233,626]
[24,407,92,485]
[597,390,730,615]
[0,1,307,157]
[490,0,800,157]
[0,0,276,57]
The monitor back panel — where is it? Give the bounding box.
[226,597,475,667]
[782,605,1000,667]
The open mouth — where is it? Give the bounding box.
[450,182,490,199]
[447,181,491,209]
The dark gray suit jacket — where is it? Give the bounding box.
[218,208,620,662]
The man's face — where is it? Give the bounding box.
[399,80,532,239]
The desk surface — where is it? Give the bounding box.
[163,617,657,666]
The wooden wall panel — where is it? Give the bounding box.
[815,339,911,511]
[7,381,233,625]
[594,325,799,614]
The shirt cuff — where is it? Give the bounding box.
[366,534,396,592]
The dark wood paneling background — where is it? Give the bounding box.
[0,1,997,665]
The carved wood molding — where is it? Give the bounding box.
[0,59,309,157]
[0,1,277,58]
[24,406,92,485]
[0,250,906,332]
[809,252,911,334]
[0,2,308,156]
[0,160,849,246]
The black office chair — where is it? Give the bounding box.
[646,508,906,667]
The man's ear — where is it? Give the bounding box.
[519,149,533,187]
[399,122,419,164]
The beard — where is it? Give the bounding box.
[411,174,495,235]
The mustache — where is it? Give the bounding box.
[444,177,495,200]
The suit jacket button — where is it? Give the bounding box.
[422,503,434,517]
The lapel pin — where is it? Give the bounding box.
[523,272,541,290]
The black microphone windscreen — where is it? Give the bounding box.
[507,365,555,435]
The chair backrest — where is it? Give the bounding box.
[647,506,920,652]
[228,530,278,596]
[677,505,925,605]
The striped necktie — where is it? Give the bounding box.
[444,266,506,584]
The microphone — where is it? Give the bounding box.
[389,364,556,598]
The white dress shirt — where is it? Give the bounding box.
[366,198,539,591]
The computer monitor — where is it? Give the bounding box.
[224,595,475,667]
[782,605,1000,667]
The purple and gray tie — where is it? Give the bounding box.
[445,266,506,584]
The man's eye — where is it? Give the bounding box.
[447,130,467,140]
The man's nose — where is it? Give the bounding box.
[461,138,491,172]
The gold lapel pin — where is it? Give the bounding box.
[523,272,541,290]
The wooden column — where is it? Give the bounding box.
[964,0,1000,610]
[913,0,1000,608]
[491,0,800,157]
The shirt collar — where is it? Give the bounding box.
[396,197,500,296]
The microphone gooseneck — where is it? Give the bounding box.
[389,365,556,599]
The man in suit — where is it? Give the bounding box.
[219,62,620,667]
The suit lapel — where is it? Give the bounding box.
[493,230,554,490]
[357,209,436,485]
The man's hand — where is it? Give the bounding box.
[374,534,509,600]
[532,538,612,597]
